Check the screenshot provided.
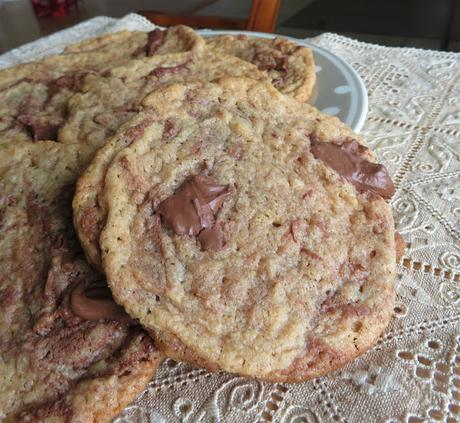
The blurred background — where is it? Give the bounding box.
[1,0,459,53]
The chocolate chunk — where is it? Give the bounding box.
[70,280,132,323]
[146,29,165,56]
[198,226,225,252]
[310,139,395,199]
[192,197,214,229]
[158,175,233,251]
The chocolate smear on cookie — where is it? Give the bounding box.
[148,59,191,78]
[146,28,165,56]
[47,72,88,97]
[158,175,233,251]
[310,139,395,199]
[70,280,133,323]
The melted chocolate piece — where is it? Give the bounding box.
[310,139,395,199]
[198,226,225,252]
[158,175,233,251]
[70,280,132,323]
[146,29,165,56]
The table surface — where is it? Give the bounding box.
[1,14,459,423]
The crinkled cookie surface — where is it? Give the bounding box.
[0,142,163,422]
[0,25,203,145]
[98,78,396,382]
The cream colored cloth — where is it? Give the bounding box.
[1,14,459,423]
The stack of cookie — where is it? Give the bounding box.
[0,26,400,422]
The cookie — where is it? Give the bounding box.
[64,26,204,58]
[206,34,316,101]
[0,53,117,144]
[66,30,315,101]
[0,26,203,145]
[99,77,396,382]
[70,52,268,269]
[0,142,163,421]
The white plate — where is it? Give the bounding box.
[198,30,368,133]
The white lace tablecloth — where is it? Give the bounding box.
[2,13,459,423]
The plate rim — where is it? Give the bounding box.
[198,29,368,133]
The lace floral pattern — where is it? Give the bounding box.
[1,15,459,423]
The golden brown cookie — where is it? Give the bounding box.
[206,34,316,101]
[0,141,163,422]
[99,78,396,382]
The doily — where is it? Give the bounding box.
[1,14,459,423]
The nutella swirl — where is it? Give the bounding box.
[310,139,395,199]
[70,280,133,323]
[146,29,165,56]
[158,175,233,251]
